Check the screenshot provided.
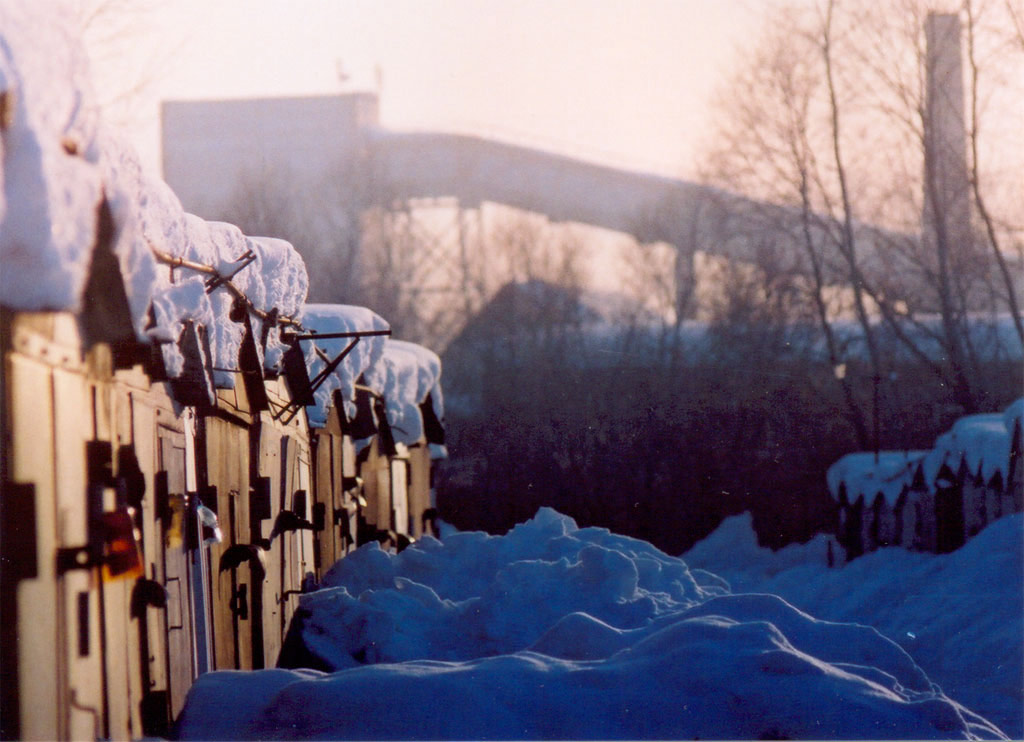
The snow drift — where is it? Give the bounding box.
[685,511,1024,738]
[175,508,1007,740]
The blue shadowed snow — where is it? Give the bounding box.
[685,511,1024,738]
[176,508,1008,740]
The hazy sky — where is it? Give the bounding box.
[94,0,765,178]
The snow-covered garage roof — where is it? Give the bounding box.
[826,450,929,505]
[828,398,1023,502]
[299,304,390,428]
[0,2,310,397]
[364,339,445,446]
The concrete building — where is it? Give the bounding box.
[162,93,380,217]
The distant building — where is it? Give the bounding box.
[162,93,380,218]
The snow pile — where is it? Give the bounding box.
[827,451,928,504]
[101,165,309,384]
[246,236,308,369]
[685,512,842,594]
[180,223,309,380]
[0,2,103,311]
[364,339,444,445]
[292,506,710,666]
[175,508,1006,740]
[300,304,390,427]
[685,511,1024,738]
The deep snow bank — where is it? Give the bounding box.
[287,506,711,668]
[176,509,1006,740]
[685,511,1024,738]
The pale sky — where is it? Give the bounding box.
[91,0,765,178]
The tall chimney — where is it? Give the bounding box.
[923,12,971,258]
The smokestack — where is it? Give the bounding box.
[923,12,971,255]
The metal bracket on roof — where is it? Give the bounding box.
[280,329,392,344]
[271,328,391,426]
[205,250,256,294]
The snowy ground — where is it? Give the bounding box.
[685,511,1024,739]
[176,508,1010,740]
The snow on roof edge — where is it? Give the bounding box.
[300,304,390,428]
[0,4,312,400]
[830,398,1024,500]
[364,339,444,445]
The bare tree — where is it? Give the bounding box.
[75,0,182,131]
[699,3,877,446]
[221,161,364,308]
[843,0,1024,411]
[1006,0,1024,49]
[621,188,727,369]
[964,0,1024,343]
[484,209,589,292]
[702,0,1022,421]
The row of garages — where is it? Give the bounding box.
[1,301,445,740]
[0,6,445,739]
[828,399,1023,558]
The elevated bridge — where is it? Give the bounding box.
[161,94,887,288]
[366,129,712,244]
